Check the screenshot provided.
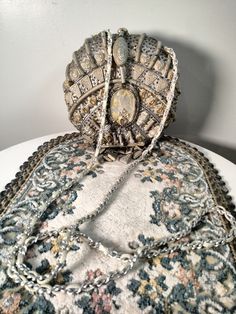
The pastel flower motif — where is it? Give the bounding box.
[163,163,177,172]
[68,156,83,164]
[0,291,21,314]
[87,268,103,281]
[162,200,181,219]
[136,164,181,188]
[174,265,200,290]
[127,269,167,311]
[51,234,65,255]
[142,168,155,178]
[91,288,112,313]
[76,268,121,313]
[60,166,81,180]
[136,167,160,183]
[159,173,181,188]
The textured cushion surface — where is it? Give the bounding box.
[0,136,235,313]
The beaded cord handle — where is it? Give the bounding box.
[7,205,236,296]
[6,29,236,297]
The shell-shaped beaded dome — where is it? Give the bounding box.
[63,28,180,148]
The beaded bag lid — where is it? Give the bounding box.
[63,28,180,148]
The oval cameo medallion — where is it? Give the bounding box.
[110,88,137,126]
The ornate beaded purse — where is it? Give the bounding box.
[0,29,235,314]
[63,28,179,150]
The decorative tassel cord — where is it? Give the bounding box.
[5,30,236,296]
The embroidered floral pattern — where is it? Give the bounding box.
[0,136,235,313]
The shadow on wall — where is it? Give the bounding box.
[150,32,235,164]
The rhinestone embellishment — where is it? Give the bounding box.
[110,88,137,126]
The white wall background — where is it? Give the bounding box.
[0,0,235,160]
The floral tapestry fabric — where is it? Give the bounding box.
[0,135,235,313]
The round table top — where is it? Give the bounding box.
[0,132,235,205]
